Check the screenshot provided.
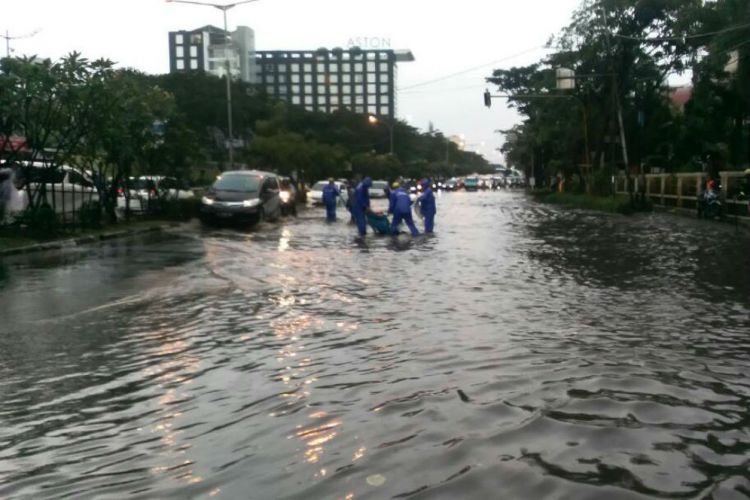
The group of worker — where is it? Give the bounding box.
[321,177,436,237]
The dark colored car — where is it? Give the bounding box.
[200,170,282,226]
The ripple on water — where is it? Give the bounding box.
[1,192,750,499]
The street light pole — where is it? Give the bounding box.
[368,115,394,155]
[166,0,259,170]
[221,7,235,169]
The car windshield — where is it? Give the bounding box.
[372,181,388,190]
[213,174,260,192]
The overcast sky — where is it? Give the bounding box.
[4,0,584,163]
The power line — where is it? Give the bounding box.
[612,22,750,43]
[398,46,550,92]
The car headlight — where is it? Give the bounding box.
[202,196,215,206]
[243,199,261,208]
[280,191,291,203]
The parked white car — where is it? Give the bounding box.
[16,162,98,220]
[307,180,349,206]
[117,176,194,214]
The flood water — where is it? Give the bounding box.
[1,191,750,499]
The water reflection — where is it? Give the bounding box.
[1,194,749,499]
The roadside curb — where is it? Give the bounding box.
[0,224,169,257]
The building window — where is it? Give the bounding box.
[267,75,275,84]
[266,86,275,94]
[176,59,185,70]
[355,105,364,113]
[317,63,325,73]
[331,95,339,105]
[278,64,287,72]
[190,45,198,57]
[380,84,389,93]
[304,63,312,72]
[355,86,364,95]
[355,95,364,104]
[176,46,184,58]
[278,74,287,83]
[367,53,377,60]
[342,74,351,83]
[279,85,288,94]
[291,74,300,83]
[191,33,202,44]
[381,73,389,83]
[343,95,352,105]
[292,96,301,105]
[342,63,351,72]
[292,85,300,93]
[318,96,327,104]
[306,105,314,112]
[381,106,389,115]
[305,96,313,104]
[380,63,389,72]
[190,59,198,70]
[354,74,364,83]
[367,62,376,72]
[368,105,377,114]
[329,74,338,84]
[175,34,184,45]
[354,63,363,72]
[304,85,313,94]
[318,85,326,94]
[304,74,313,83]
[330,84,339,94]
[290,63,300,72]
[330,63,338,72]
[382,95,390,104]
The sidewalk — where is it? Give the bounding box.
[0,221,183,257]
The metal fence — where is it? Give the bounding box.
[615,171,750,218]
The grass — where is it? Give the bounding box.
[0,219,170,252]
[531,191,653,215]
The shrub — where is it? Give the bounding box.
[17,204,59,234]
[160,197,201,221]
[78,201,104,229]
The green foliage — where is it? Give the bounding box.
[15,205,59,234]
[488,0,750,176]
[78,201,103,229]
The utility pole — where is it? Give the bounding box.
[1,29,40,58]
[165,0,259,170]
[600,6,629,171]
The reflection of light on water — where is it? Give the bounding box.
[295,420,342,464]
[278,229,291,252]
[353,447,366,461]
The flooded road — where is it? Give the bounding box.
[1,191,750,499]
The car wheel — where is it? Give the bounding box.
[257,207,265,224]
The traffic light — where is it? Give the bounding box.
[484,89,492,108]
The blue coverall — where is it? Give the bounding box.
[321,183,339,222]
[417,186,436,233]
[352,177,372,236]
[390,188,420,236]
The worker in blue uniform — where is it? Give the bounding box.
[417,178,436,233]
[388,181,400,216]
[321,179,340,222]
[352,177,373,236]
[390,185,420,236]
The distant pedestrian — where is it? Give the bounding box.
[352,177,373,237]
[417,178,436,233]
[390,185,420,236]
[345,182,354,224]
[321,178,340,222]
